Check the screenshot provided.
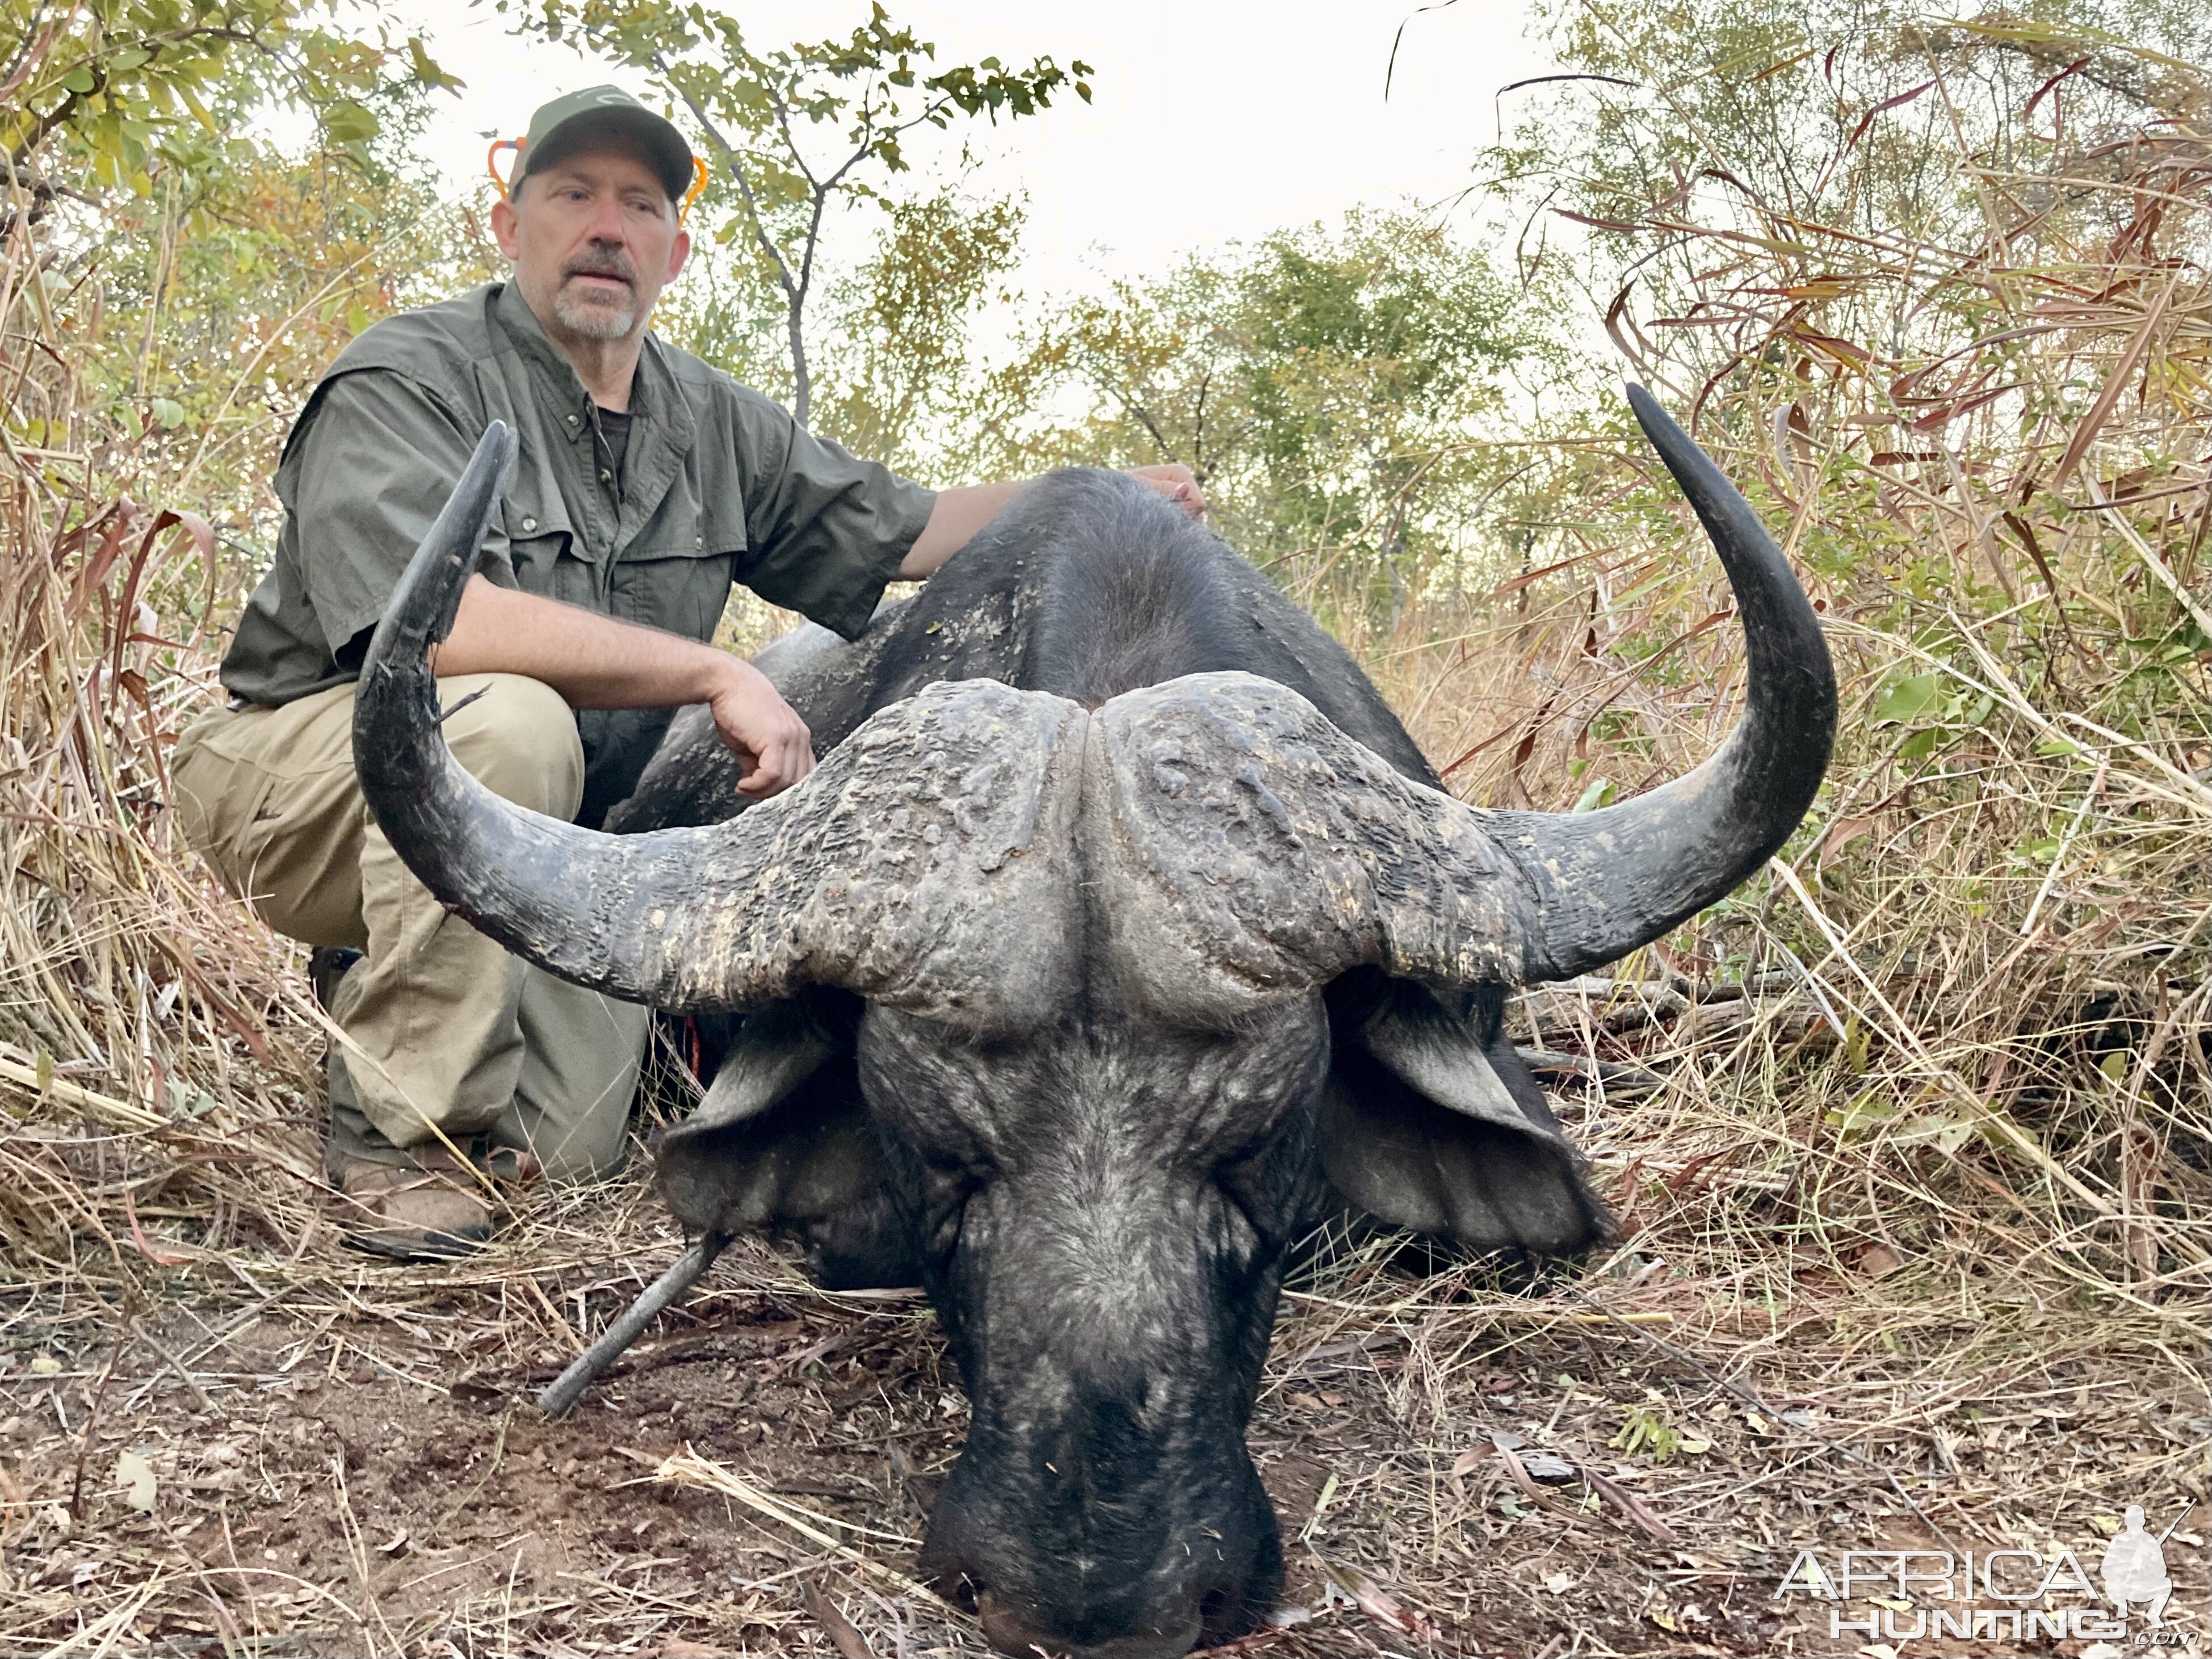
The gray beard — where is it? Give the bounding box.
[552,283,637,341]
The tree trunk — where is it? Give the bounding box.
[787,300,811,429]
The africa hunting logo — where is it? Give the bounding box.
[1776,1502,2194,1646]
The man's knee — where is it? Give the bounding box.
[438,674,584,820]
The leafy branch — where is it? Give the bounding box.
[505,0,1089,426]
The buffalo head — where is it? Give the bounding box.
[351,387,1833,1655]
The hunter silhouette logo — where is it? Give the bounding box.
[2103,1503,2190,1627]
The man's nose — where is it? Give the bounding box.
[581,195,629,247]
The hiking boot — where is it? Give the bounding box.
[327,1146,494,1260]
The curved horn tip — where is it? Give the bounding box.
[1622,381,1689,453]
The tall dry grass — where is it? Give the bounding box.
[1337,26,2212,1413]
[0,177,331,1321]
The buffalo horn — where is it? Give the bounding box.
[1492,384,1836,979]
[1089,385,1833,996]
[352,424,1085,1023]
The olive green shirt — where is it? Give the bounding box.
[221,280,935,824]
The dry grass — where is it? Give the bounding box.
[6,22,2212,1659]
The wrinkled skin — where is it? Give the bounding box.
[356,396,1833,1657]
[617,474,1604,1650]
[867,1003,1323,1650]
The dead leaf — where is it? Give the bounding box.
[0,1461,27,1548]
[1314,1557,1441,1643]
[1815,814,1877,864]
[801,1578,872,1659]
[116,1450,155,1513]
[1584,1467,1676,1543]
[1852,1242,1903,1279]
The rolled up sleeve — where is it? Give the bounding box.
[287,371,518,667]
[731,387,935,640]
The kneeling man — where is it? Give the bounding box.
[175,87,1200,1257]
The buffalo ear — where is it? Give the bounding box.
[1319,974,1611,1257]
[654,994,918,1290]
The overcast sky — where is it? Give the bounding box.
[381,0,1560,297]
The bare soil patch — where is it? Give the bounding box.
[6,1057,2204,1657]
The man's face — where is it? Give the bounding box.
[491,135,690,348]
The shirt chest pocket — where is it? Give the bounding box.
[611,509,745,643]
[501,482,599,612]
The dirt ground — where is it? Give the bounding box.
[5,1077,2207,1659]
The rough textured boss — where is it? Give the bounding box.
[353,385,1836,1658]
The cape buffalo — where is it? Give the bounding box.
[352,385,1835,1657]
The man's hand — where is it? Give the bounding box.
[702,657,815,799]
[1125,463,1206,516]
[901,464,1207,582]
[436,577,816,799]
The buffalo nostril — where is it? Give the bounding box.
[931,1570,981,1615]
[1196,1586,1235,1640]
[977,1590,1203,1659]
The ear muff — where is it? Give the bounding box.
[679,155,709,223]
[488,137,523,201]
[488,137,708,223]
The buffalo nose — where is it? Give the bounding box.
[978,1590,1203,1659]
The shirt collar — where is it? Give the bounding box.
[489,282,698,533]
[489,280,691,451]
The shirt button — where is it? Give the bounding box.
[694,535,703,547]
[566,414,578,426]
[521,516,538,532]
[599,469,612,484]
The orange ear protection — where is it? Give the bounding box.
[488,139,711,224]
[487,138,523,200]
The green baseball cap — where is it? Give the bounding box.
[515,85,694,204]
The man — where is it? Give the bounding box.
[173,86,1202,1259]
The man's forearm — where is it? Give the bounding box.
[431,575,815,797]
[434,576,731,708]
[900,480,1029,579]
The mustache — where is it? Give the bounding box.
[561,251,637,285]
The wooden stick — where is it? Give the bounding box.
[535,1232,729,1419]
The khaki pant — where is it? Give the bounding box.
[172,675,650,1179]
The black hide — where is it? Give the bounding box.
[624,471,1610,1272]
[622,471,1610,1652]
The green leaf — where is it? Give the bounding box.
[149,397,184,430]
[177,84,217,134]
[1571,778,1614,812]
[323,100,379,143]
[1873,671,1938,723]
